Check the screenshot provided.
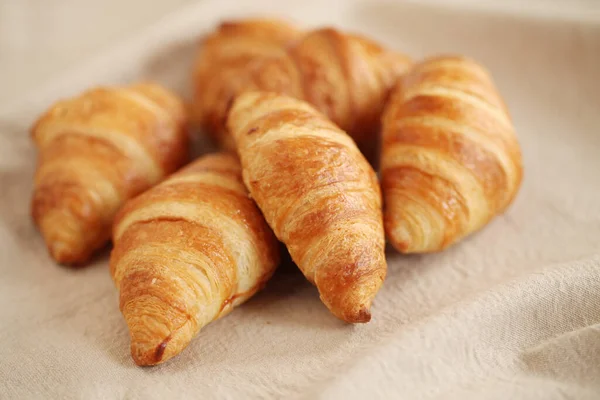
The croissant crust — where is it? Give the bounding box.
[193,18,302,149]
[31,83,189,264]
[228,91,387,323]
[110,152,280,365]
[193,23,412,153]
[381,56,523,253]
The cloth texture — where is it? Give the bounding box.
[0,0,599,398]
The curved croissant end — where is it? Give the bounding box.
[193,24,412,154]
[228,92,387,323]
[278,28,412,144]
[192,18,302,149]
[110,153,280,365]
[381,55,523,253]
[31,83,189,264]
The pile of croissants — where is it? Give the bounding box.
[30,18,523,366]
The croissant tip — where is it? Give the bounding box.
[129,336,172,367]
[153,336,171,364]
[350,307,372,323]
[46,240,85,266]
[34,200,98,265]
[48,241,70,262]
[386,223,414,253]
[327,298,373,323]
[316,271,382,324]
[123,297,187,367]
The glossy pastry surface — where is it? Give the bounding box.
[110,152,280,365]
[194,23,411,153]
[31,83,189,264]
[381,56,523,253]
[228,91,387,323]
[193,18,302,149]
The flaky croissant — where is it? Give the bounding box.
[31,83,189,264]
[194,25,412,153]
[381,56,523,253]
[193,18,302,149]
[110,152,280,366]
[228,92,387,323]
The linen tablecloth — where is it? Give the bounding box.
[1,0,599,398]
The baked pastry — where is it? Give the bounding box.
[381,55,523,253]
[31,83,189,264]
[194,25,412,155]
[192,18,302,149]
[228,91,386,323]
[110,152,280,366]
[244,28,412,146]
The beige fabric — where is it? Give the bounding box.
[1,0,599,398]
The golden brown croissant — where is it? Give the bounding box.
[110,152,280,366]
[381,56,523,253]
[192,18,303,149]
[31,83,189,264]
[194,25,412,153]
[228,92,386,323]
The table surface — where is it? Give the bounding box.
[0,0,194,108]
[0,1,599,399]
[0,0,598,109]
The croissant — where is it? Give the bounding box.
[381,56,523,253]
[194,26,412,153]
[110,152,280,366]
[193,18,302,149]
[31,83,189,264]
[228,92,387,323]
